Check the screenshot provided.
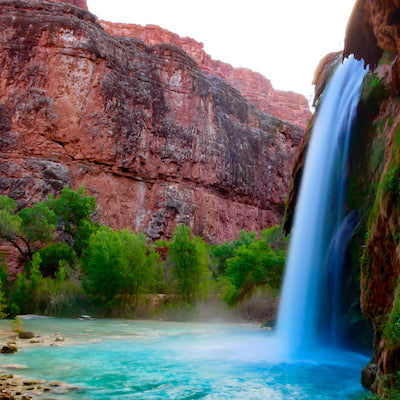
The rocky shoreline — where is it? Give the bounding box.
[0,325,82,400]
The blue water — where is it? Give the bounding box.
[0,318,369,399]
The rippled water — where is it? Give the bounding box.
[0,318,369,399]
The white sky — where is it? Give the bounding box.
[87,0,356,102]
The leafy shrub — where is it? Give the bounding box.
[382,166,400,208]
[384,284,400,349]
[38,242,76,277]
[82,227,160,305]
[225,240,285,306]
[168,224,211,304]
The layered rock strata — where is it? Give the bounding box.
[100,21,311,130]
[0,0,304,252]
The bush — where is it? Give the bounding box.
[384,284,400,349]
[168,225,211,304]
[224,240,285,306]
[81,227,161,306]
[38,243,76,277]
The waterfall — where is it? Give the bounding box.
[276,56,367,355]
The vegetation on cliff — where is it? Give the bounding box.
[0,187,286,321]
[341,54,400,398]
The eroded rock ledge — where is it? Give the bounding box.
[100,20,311,130]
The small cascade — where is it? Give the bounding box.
[276,56,367,355]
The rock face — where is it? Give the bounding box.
[50,0,88,9]
[0,0,304,248]
[344,0,400,396]
[344,0,400,93]
[100,21,311,130]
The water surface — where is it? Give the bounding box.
[0,318,369,399]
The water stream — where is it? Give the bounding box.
[277,56,368,354]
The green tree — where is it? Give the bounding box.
[81,226,122,303]
[0,195,56,261]
[0,278,8,319]
[0,196,23,256]
[18,203,57,259]
[118,229,159,303]
[38,242,76,277]
[210,230,261,277]
[46,186,98,255]
[168,224,210,304]
[225,240,285,305]
[237,229,258,245]
[260,225,288,250]
[81,227,160,305]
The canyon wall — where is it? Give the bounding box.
[100,21,311,130]
[0,0,305,265]
[344,1,400,396]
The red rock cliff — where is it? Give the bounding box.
[344,0,400,396]
[49,0,88,9]
[100,21,311,130]
[0,0,304,256]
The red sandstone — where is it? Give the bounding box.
[100,21,311,130]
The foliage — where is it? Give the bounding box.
[38,242,76,277]
[383,283,400,349]
[260,225,288,250]
[82,226,160,305]
[209,241,237,276]
[0,187,288,319]
[237,229,258,245]
[0,195,57,261]
[224,240,285,306]
[19,203,57,245]
[0,196,17,213]
[0,196,23,257]
[382,166,400,209]
[360,72,390,107]
[47,186,96,234]
[168,224,210,304]
[0,209,21,242]
[0,278,8,319]
[46,186,98,255]
[210,228,277,277]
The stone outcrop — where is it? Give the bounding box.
[100,21,311,130]
[0,0,304,249]
[49,0,88,9]
[344,0,400,396]
[344,0,400,93]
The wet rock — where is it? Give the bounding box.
[0,345,17,354]
[0,365,27,370]
[0,392,14,399]
[23,380,46,386]
[54,334,65,342]
[361,361,376,389]
[18,332,35,340]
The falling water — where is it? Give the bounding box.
[276,56,367,355]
